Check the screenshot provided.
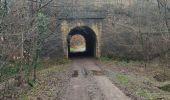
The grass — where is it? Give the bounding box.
[99,55,114,61]
[17,58,70,99]
[0,62,30,82]
[100,55,170,100]
[40,58,70,68]
[70,48,76,52]
[20,95,29,100]
[70,47,86,53]
[37,63,69,78]
[20,64,69,100]
[99,55,142,67]
[0,58,70,82]
[100,55,131,61]
[136,89,156,100]
[111,71,164,100]
[0,58,70,100]
[159,84,170,92]
[116,73,129,85]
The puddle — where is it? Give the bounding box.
[92,70,104,76]
[82,68,88,77]
[72,70,78,77]
[159,84,170,92]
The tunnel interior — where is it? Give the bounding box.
[67,26,96,58]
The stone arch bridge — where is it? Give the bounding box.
[58,10,106,58]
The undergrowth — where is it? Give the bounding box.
[116,73,129,85]
[0,58,70,82]
[19,63,69,100]
[99,55,137,62]
[100,55,170,100]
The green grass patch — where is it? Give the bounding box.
[159,84,170,92]
[22,64,69,99]
[0,58,70,82]
[99,55,113,61]
[70,48,76,52]
[27,79,37,87]
[99,55,132,63]
[116,73,129,85]
[99,55,145,68]
[38,64,68,77]
[0,62,30,82]
[136,89,156,100]
[20,95,29,100]
[39,58,70,67]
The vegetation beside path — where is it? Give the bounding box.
[0,58,70,100]
[99,56,170,100]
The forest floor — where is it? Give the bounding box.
[99,57,170,100]
[24,58,170,100]
[22,58,130,100]
[15,58,170,100]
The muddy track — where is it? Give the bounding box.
[61,58,130,100]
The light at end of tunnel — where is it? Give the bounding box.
[70,34,86,53]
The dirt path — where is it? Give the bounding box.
[62,58,130,100]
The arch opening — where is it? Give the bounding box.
[67,26,96,58]
[70,34,86,53]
